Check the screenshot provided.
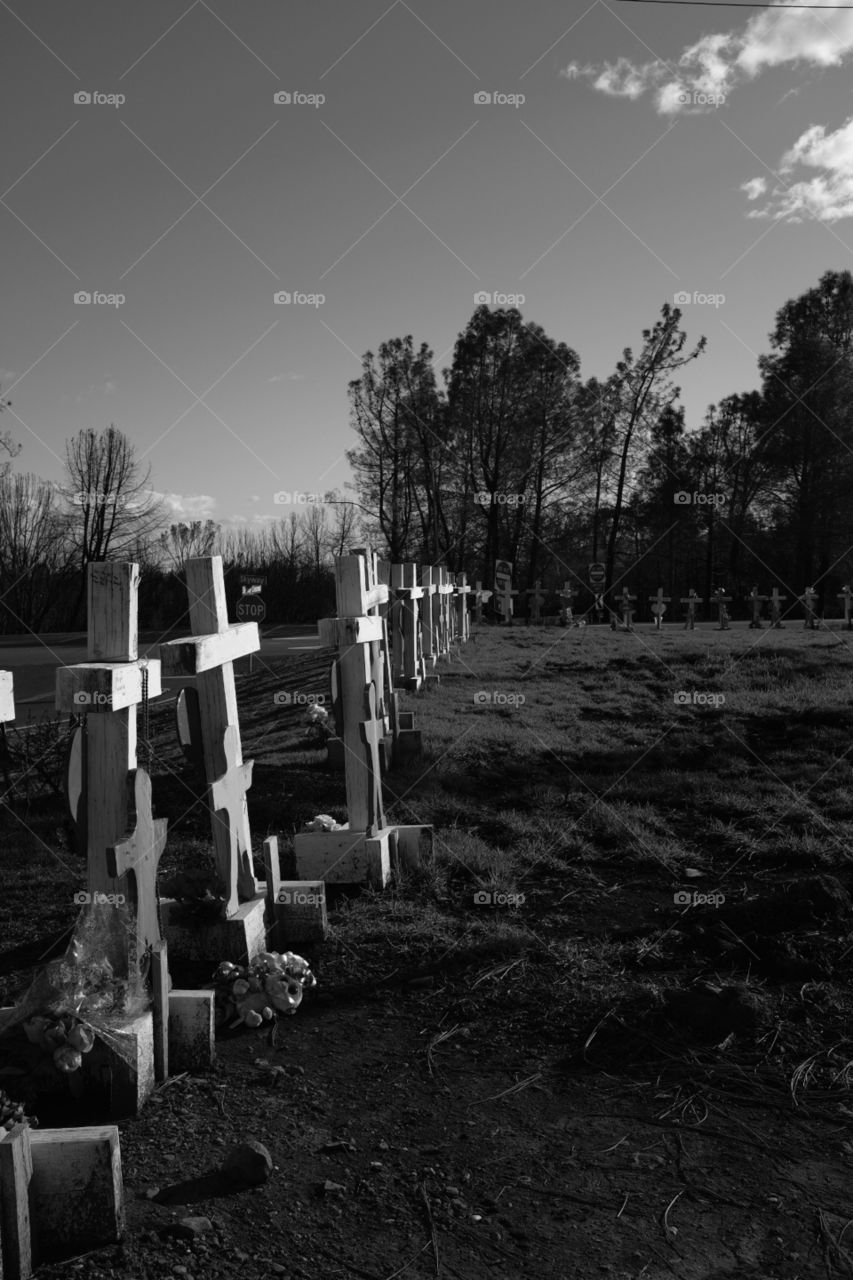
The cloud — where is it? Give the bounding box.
[155,492,218,520]
[744,115,853,221]
[563,7,853,114]
[268,372,305,383]
[741,176,768,200]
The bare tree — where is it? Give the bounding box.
[62,424,164,624]
[159,519,220,572]
[0,472,68,632]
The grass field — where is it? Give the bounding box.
[3,621,853,1278]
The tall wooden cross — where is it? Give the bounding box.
[455,572,472,641]
[801,586,819,629]
[558,582,576,626]
[390,563,425,690]
[525,580,546,624]
[648,588,670,630]
[616,587,636,630]
[318,557,388,834]
[494,561,516,625]
[419,565,440,665]
[57,562,163,910]
[473,580,492,625]
[838,585,853,631]
[713,588,731,630]
[680,589,701,630]
[748,587,766,629]
[769,586,786,628]
[159,556,259,918]
[436,566,456,651]
[351,548,395,732]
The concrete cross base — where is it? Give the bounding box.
[80,1010,155,1118]
[422,673,441,691]
[168,990,215,1073]
[263,879,328,946]
[159,893,267,965]
[293,825,393,886]
[0,1122,124,1279]
[392,825,434,875]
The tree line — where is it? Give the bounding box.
[345,268,853,618]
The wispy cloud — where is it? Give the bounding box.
[155,491,217,521]
[564,7,853,115]
[744,115,853,222]
[268,371,305,383]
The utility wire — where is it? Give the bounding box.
[615,1,853,8]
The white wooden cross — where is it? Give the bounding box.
[419,565,440,664]
[56,563,163,908]
[748,586,766,629]
[616,588,636,630]
[648,588,670,630]
[494,561,517,625]
[351,547,395,732]
[713,588,731,630]
[680,589,702,630]
[390,563,426,690]
[473,580,492,625]
[770,586,786,628]
[558,581,576,626]
[455,571,472,642]
[0,670,12,725]
[525,580,546,624]
[838,585,853,631]
[436,566,456,651]
[159,556,259,918]
[801,586,819,629]
[318,557,388,834]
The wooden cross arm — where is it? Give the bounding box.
[318,616,384,648]
[365,583,389,609]
[159,622,259,675]
[56,660,162,713]
[0,670,13,724]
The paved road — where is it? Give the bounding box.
[0,627,323,726]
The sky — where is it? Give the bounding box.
[2,0,853,529]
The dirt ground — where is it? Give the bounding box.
[4,625,853,1279]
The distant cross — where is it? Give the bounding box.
[473,580,493,625]
[455,572,472,641]
[648,588,670,631]
[616,587,635,630]
[526,580,546,624]
[713,588,731,630]
[748,587,766,629]
[770,587,786,629]
[680,589,701,630]
[494,562,517,625]
[558,582,576,626]
[801,586,819,629]
[838,585,853,631]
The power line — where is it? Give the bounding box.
[615,0,853,7]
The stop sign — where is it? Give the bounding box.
[589,562,606,588]
[236,594,266,624]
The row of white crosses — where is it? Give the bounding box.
[302,552,432,884]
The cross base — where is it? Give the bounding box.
[159,892,267,966]
[293,823,433,885]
